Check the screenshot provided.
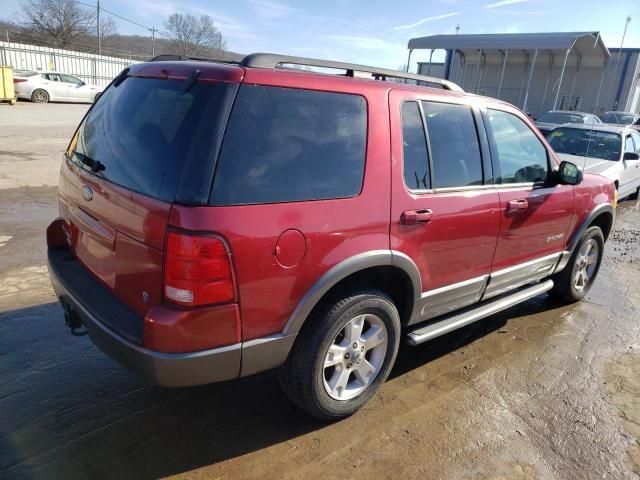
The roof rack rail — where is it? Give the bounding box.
[240,53,464,92]
[150,54,239,64]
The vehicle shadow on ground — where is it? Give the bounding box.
[0,294,569,480]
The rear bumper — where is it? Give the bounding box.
[48,247,296,387]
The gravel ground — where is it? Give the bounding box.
[0,102,638,480]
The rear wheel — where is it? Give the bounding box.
[280,290,400,420]
[31,89,49,103]
[552,226,604,302]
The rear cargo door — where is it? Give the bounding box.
[60,72,238,317]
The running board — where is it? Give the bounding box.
[406,280,554,346]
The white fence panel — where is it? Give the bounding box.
[0,41,141,87]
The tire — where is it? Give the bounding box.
[552,226,604,303]
[280,289,401,420]
[630,185,640,200]
[31,89,49,103]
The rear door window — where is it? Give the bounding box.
[421,101,484,188]
[211,85,367,205]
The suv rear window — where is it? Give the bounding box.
[69,77,231,202]
[211,85,367,205]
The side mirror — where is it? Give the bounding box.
[558,161,583,185]
[623,152,640,161]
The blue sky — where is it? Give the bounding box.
[2,0,639,70]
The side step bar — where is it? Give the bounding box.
[406,280,554,346]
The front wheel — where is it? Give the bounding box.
[280,290,400,420]
[552,226,604,302]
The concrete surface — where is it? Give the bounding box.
[0,102,639,480]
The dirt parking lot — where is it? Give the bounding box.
[0,102,639,480]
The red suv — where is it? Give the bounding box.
[47,54,616,419]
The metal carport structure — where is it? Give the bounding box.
[407,32,611,115]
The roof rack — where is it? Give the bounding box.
[150,54,240,64]
[240,53,464,92]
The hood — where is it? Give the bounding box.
[556,153,618,177]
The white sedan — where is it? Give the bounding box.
[13,71,104,104]
[547,124,640,200]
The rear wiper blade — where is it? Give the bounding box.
[180,69,201,95]
[113,67,130,87]
[76,152,105,173]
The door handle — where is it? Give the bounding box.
[507,199,529,214]
[401,209,433,225]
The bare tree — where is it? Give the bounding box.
[98,16,117,42]
[20,0,93,48]
[164,13,225,56]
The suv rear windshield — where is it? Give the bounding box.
[69,76,232,202]
[211,85,367,205]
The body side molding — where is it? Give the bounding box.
[282,250,421,335]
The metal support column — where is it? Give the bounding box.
[568,55,581,109]
[522,49,538,111]
[497,49,509,99]
[593,58,609,114]
[473,49,483,93]
[553,47,572,110]
[426,49,434,76]
[406,49,413,73]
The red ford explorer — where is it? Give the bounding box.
[47,53,616,419]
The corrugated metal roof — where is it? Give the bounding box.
[408,32,609,56]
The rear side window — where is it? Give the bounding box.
[402,101,430,190]
[422,101,483,188]
[486,109,549,184]
[211,85,367,205]
[70,77,230,202]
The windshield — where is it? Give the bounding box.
[69,77,232,202]
[538,112,585,124]
[601,112,636,125]
[547,128,621,161]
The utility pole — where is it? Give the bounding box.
[97,0,101,55]
[149,26,157,57]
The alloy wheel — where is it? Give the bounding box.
[322,313,388,401]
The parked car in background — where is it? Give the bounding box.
[47,54,616,419]
[535,110,602,136]
[547,124,640,200]
[13,71,104,103]
[601,111,640,131]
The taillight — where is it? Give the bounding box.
[13,78,27,83]
[163,232,235,307]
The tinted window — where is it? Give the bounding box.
[61,74,83,85]
[71,77,230,202]
[631,132,640,153]
[602,112,636,125]
[422,101,483,188]
[212,85,367,205]
[548,127,621,161]
[486,109,548,183]
[402,102,430,190]
[625,135,635,153]
[538,112,585,124]
[45,73,61,82]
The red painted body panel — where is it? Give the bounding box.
[144,303,240,353]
